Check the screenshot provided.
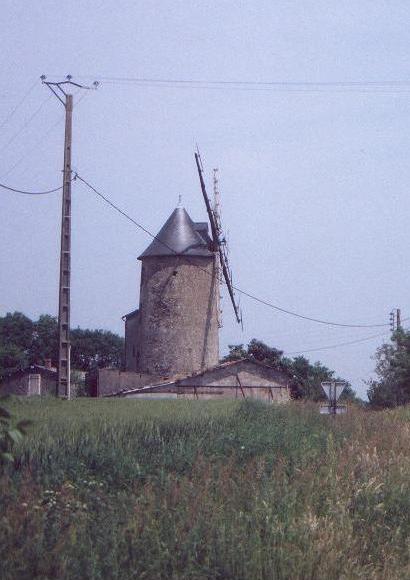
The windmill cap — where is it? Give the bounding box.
[138,207,213,259]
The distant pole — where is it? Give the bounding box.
[41,75,97,397]
[396,308,401,331]
[390,310,396,335]
[389,308,402,338]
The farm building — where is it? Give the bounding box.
[0,362,57,396]
[0,362,87,397]
[99,358,290,402]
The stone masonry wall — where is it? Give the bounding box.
[125,312,139,372]
[136,255,219,377]
[97,368,154,397]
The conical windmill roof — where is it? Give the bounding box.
[138,207,213,259]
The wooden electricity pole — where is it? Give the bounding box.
[41,75,96,397]
[57,91,73,397]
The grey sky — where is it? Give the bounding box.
[1,1,409,397]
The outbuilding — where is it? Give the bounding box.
[105,358,291,403]
[0,363,57,396]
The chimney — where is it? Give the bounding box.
[44,359,52,369]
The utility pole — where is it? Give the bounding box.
[41,75,97,397]
[390,310,396,334]
[396,308,401,331]
[390,308,402,335]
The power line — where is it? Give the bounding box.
[1,114,63,180]
[0,79,38,132]
[284,330,390,356]
[47,75,410,94]
[74,172,395,330]
[229,287,391,328]
[1,89,88,180]
[74,173,163,243]
[0,181,64,195]
[0,94,52,156]
[56,75,410,87]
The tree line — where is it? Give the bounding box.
[0,312,124,379]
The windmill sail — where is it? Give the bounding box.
[194,152,241,324]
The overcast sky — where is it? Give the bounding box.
[1,1,409,398]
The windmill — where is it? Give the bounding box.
[194,151,242,326]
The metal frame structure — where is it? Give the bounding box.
[194,151,242,325]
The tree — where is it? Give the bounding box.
[0,313,33,379]
[284,355,351,400]
[367,329,410,407]
[30,315,58,366]
[223,344,247,361]
[223,339,283,367]
[0,312,33,352]
[0,345,28,380]
[70,328,124,371]
[247,339,283,366]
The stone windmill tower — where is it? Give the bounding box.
[98,155,290,401]
[124,204,220,379]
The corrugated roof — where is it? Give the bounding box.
[138,207,213,259]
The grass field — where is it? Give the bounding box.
[0,398,409,580]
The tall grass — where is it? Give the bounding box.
[0,398,409,579]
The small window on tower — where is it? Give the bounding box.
[132,345,136,357]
